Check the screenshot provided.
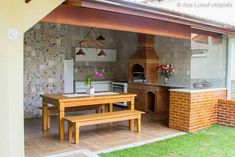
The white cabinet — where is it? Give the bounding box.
[75,81,112,93]
[75,48,116,62]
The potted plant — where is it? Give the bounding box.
[84,75,95,95]
[158,64,175,84]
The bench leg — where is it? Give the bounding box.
[108,103,113,112]
[101,105,106,113]
[96,108,100,114]
[74,123,80,144]
[129,119,134,131]
[68,122,73,142]
[137,115,141,133]
[47,110,51,129]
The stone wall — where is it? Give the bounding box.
[169,89,227,132]
[72,26,118,81]
[24,22,65,118]
[115,31,137,80]
[155,36,191,87]
[24,22,137,118]
[218,99,235,127]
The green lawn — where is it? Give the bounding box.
[100,125,235,157]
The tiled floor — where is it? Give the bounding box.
[25,108,183,157]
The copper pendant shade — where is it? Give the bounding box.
[98,49,107,57]
[76,48,86,56]
[77,28,107,57]
[96,35,105,41]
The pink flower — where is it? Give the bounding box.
[95,71,104,78]
[99,73,103,77]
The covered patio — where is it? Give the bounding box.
[25,109,183,157]
[2,1,235,157]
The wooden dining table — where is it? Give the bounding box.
[41,92,136,140]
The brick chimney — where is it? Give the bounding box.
[128,34,159,83]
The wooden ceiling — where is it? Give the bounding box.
[63,0,80,6]
[40,0,235,36]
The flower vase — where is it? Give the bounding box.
[164,77,169,84]
[86,87,95,96]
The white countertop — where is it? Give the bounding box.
[75,80,112,84]
[169,88,227,93]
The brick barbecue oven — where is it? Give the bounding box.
[128,34,169,114]
[128,33,159,84]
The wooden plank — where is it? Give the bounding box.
[76,0,235,35]
[42,5,191,39]
[63,0,81,6]
[41,93,136,101]
[64,110,144,123]
[78,114,139,126]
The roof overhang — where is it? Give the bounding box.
[69,0,235,35]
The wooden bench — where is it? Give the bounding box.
[39,105,102,129]
[64,110,144,144]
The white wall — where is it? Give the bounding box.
[0,1,64,157]
[230,38,235,80]
[191,36,227,88]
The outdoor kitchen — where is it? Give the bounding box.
[24,21,228,119]
[4,1,235,157]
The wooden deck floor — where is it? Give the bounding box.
[25,108,182,157]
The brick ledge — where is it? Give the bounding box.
[218,99,235,105]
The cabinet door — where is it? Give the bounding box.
[75,48,97,61]
[75,81,112,92]
[94,83,111,91]
[75,82,86,93]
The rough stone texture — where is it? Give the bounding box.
[24,22,137,118]
[218,99,235,127]
[24,22,65,118]
[115,31,137,80]
[155,36,191,87]
[169,89,227,132]
[72,26,118,81]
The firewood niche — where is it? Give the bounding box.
[128,34,169,114]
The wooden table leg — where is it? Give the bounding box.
[42,99,48,131]
[59,104,65,140]
[109,103,113,112]
[129,98,135,130]
[74,123,80,144]
[137,115,141,133]
[68,122,73,142]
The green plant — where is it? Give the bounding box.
[84,75,92,88]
